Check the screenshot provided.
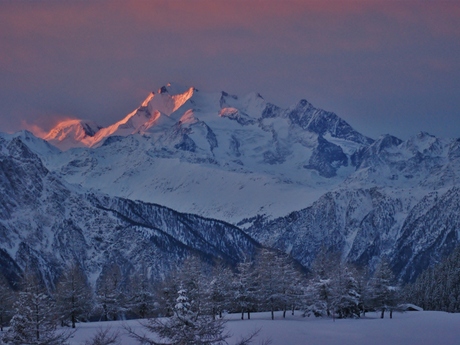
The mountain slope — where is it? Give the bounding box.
[0,136,259,288]
[3,84,460,282]
[35,85,372,225]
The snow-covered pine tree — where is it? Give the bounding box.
[153,255,212,319]
[2,271,72,345]
[125,288,229,345]
[175,255,211,317]
[329,263,361,319]
[306,248,340,317]
[55,262,93,328]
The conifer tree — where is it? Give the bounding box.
[329,263,360,318]
[369,259,399,318]
[55,262,93,328]
[275,253,304,318]
[208,261,234,319]
[404,246,460,312]
[176,256,210,316]
[254,249,283,320]
[125,288,229,345]
[126,287,267,345]
[233,258,259,320]
[2,271,71,345]
[154,255,212,319]
[126,267,156,319]
[306,248,340,317]
[0,273,14,332]
[96,264,126,321]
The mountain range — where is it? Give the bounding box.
[1,83,459,286]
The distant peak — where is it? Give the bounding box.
[298,99,313,107]
[416,131,434,139]
[44,119,101,140]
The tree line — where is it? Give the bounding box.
[403,245,460,313]
[0,248,404,344]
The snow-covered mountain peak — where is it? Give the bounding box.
[3,87,460,285]
[219,91,266,119]
[43,119,102,150]
[403,132,444,156]
[145,84,195,116]
[44,119,101,140]
[373,134,403,152]
[40,84,376,152]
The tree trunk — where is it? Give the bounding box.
[271,308,274,320]
[381,308,385,319]
[241,309,244,320]
[390,309,393,319]
[247,311,250,320]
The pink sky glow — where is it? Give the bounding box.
[0,1,459,139]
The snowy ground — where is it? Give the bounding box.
[65,311,460,345]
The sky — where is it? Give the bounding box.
[0,0,459,140]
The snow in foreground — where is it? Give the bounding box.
[67,311,460,345]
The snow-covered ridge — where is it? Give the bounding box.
[3,84,460,285]
[40,83,371,151]
[29,83,378,224]
[0,136,259,289]
[42,84,196,149]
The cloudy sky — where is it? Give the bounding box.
[1,1,459,140]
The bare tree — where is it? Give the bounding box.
[126,267,156,319]
[208,261,234,319]
[55,262,93,328]
[96,264,126,321]
[233,258,259,320]
[369,258,399,318]
[2,270,72,345]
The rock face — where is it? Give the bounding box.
[246,186,460,282]
[1,85,460,284]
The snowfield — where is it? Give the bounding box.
[66,311,460,345]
